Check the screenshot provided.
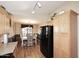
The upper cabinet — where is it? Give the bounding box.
[0,6,10,35]
[0,13,5,34]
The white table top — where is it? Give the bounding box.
[0,42,17,56]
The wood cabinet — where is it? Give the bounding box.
[0,6,10,35]
[52,10,78,58]
[0,13,5,34]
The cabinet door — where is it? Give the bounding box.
[0,13,5,34]
[58,13,69,33]
[4,15,10,33]
[4,15,9,27]
[53,16,59,33]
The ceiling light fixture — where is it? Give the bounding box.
[58,11,64,15]
[32,1,42,14]
[37,2,42,8]
[50,11,65,20]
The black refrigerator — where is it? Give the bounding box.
[40,26,53,58]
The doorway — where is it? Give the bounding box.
[21,24,33,46]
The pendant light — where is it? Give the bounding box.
[32,1,42,14]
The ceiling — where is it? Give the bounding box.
[0,1,66,24]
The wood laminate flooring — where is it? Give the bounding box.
[14,44,45,58]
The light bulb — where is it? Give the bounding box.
[32,10,35,14]
[37,2,41,8]
[58,11,64,15]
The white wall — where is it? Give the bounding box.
[51,1,79,57]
